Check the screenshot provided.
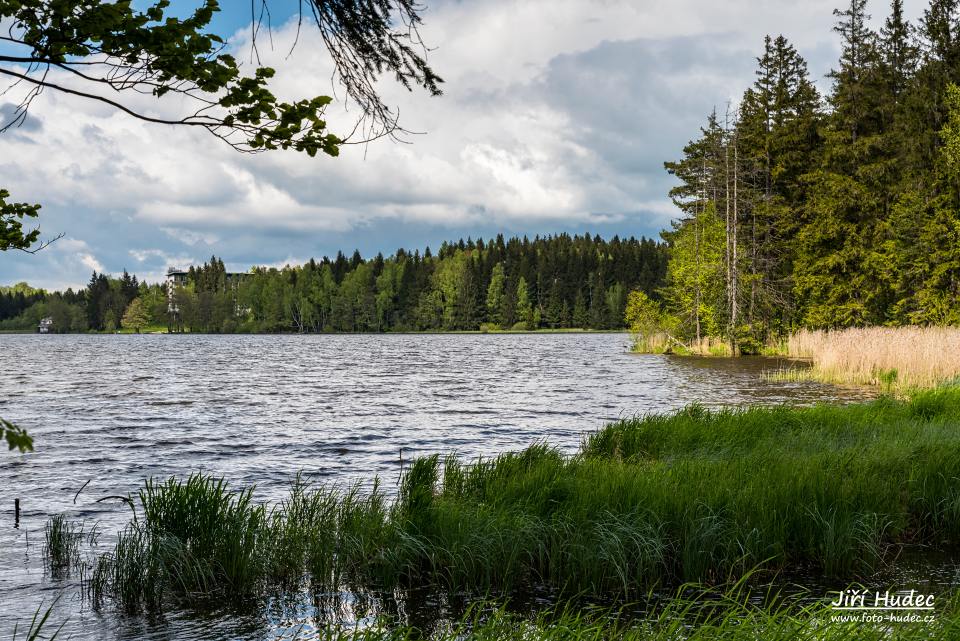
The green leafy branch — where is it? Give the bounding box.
[1,418,34,453]
[0,188,62,253]
[0,0,442,154]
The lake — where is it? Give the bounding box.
[0,333,874,639]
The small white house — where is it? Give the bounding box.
[38,317,54,334]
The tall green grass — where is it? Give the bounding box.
[10,597,66,641]
[94,387,960,613]
[43,514,93,576]
[302,585,960,641]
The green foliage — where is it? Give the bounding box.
[661,202,727,340]
[514,276,533,330]
[485,262,506,327]
[1,418,33,452]
[0,189,42,252]
[120,298,150,333]
[0,1,445,255]
[625,290,676,353]
[666,3,960,339]
[0,0,440,156]
[941,83,960,173]
[3,235,668,334]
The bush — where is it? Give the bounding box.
[626,290,677,353]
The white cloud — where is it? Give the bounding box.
[159,228,220,246]
[0,0,929,287]
[78,253,104,273]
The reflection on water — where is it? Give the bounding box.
[0,334,877,639]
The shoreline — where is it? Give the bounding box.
[85,390,960,597]
[28,387,960,638]
[3,328,633,336]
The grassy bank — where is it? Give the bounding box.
[253,583,960,640]
[305,588,960,641]
[27,578,960,639]
[86,387,960,615]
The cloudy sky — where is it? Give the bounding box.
[0,0,925,290]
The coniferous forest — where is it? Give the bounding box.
[6,0,960,342]
[662,0,960,351]
[0,235,667,333]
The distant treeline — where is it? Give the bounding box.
[0,283,45,321]
[0,234,667,333]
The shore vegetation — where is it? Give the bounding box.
[85,388,960,616]
[775,327,960,390]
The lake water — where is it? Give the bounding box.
[0,333,876,639]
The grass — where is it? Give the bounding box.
[91,475,269,611]
[298,584,960,640]
[10,597,66,641]
[88,387,960,617]
[14,584,960,640]
[112,324,169,334]
[631,334,732,356]
[773,327,960,391]
[44,514,92,575]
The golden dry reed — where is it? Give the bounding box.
[784,326,960,389]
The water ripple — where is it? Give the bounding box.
[0,333,873,640]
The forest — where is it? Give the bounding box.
[659,0,960,353]
[8,0,960,344]
[0,234,666,333]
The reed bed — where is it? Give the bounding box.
[686,336,734,357]
[89,387,960,616]
[782,326,960,389]
[632,334,732,356]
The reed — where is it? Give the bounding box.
[92,387,960,615]
[414,388,960,590]
[43,514,86,574]
[687,336,734,357]
[780,326,960,390]
[631,334,731,356]
[10,597,66,641]
[91,474,270,611]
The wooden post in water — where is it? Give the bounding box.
[14,498,20,528]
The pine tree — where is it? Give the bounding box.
[879,0,918,103]
[736,35,821,333]
[572,290,589,328]
[794,1,892,327]
[588,272,607,329]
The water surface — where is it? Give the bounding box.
[0,333,875,639]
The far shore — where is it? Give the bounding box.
[2,328,632,336]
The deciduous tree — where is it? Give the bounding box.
[121,298,151,333]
